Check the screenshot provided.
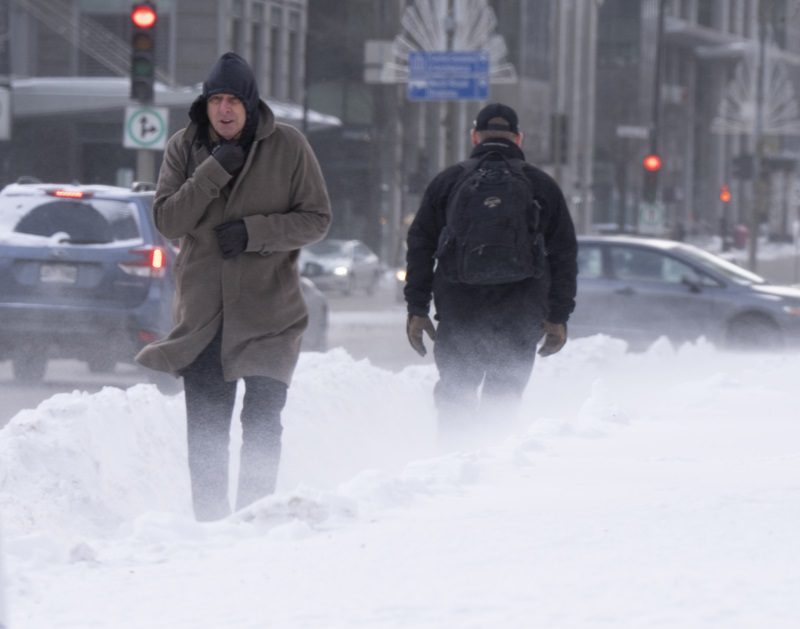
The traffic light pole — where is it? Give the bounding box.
[649,0,666,162]
[137,148,156,185]
[130,2,158,185]
[640,0,666,215]
[750,0,769,273]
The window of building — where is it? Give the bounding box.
[230,0,244,55]
[270,5,283,98]
[288,11,301,102]
[697,0,714,27]
[251,2,265,80]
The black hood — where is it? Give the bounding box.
[188,52,260,149]
[470,137,526,162]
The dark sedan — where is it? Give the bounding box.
[571,236,800,350]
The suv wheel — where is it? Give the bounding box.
[12,354,47,383]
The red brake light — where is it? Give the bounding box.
[119,246,168,278]
[151,247,165,270]
[48,189,91,199]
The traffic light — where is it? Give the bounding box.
[720,183,731,203]
[642,153,661,203]
[130,2,157,103]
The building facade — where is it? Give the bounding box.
[594,0,800,242]
[0,0,312,186]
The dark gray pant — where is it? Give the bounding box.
[182,332,287,521]
[432,318,541,440]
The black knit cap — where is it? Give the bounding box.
[202,52,260,112]
[473,102,519,134]
[188,52,260,148]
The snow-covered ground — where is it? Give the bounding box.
[1,335,799,628]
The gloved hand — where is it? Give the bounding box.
[538,321,567,357]
[407,314,436,357]
[214,220,248,259]
[211,141,246,175]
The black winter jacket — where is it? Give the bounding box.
[404,138,577,327]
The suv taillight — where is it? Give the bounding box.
[119,246,167,278]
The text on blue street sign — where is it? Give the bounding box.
[407,50,489,101]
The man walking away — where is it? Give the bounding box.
[404,103,577,446]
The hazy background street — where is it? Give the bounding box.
[0,275,431,427]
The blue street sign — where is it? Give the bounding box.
[407,50,489,101]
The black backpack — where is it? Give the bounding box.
[435,152,545,285]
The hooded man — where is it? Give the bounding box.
[136,52,331,521]
[404,103,577,445]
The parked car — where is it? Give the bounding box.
[0,182,176,382]
[0,181,328,383]
[571,235,800,350]
[299,238,382,295]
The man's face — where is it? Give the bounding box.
[207,93,246,140]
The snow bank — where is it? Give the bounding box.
[2,337,799,628]
[3,335,795,541]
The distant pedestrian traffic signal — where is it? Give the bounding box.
[642,154,661,202]
[642,154,662,172]
[130,3,157,103]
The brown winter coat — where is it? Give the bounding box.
[136,101,331,384]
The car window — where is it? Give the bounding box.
[610,247,666,281]
[677,244,766,286]
[354,243,372,260]
[0,196,142,246]
[577,245,603,278]
[661,255,716,286]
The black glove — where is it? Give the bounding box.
[407,314,436,357]
[538,321,567,357]
[214,220,248,259]
[211,141,246,175]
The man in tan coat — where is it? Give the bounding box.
[137,52,331,521]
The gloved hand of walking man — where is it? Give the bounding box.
[538,321,567,357]
[211,141,246,175]
[215,220,248,259]
[407,314,436,357]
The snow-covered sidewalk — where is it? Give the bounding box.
[1,337,799,628]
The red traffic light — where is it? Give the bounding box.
[720,184,731,203]
[643,154,662,172]
[131,3,157,29]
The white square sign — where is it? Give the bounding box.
[124,106,169,150]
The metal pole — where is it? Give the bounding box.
[649,0,666,176]
[750,0,769,272]
[553,2,564,183]
[443,0,457,167]
[136,149,155,184]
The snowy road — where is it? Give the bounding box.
[1,336,799,628]
[0,279,422,427]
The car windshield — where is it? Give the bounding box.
[0,195,142,246]
[308,240,347,256]
[677,244,766,287]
